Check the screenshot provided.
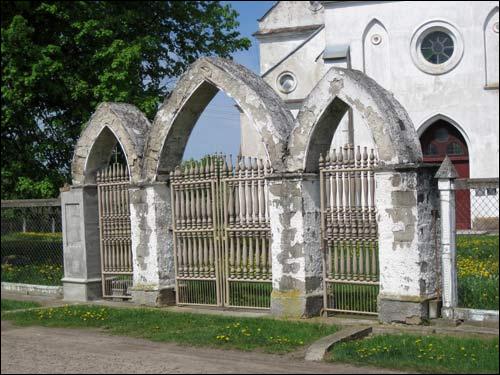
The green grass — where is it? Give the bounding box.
[1,231,63,285]
[1,263,63,285]
[328,333,499,374]
[1,304,340,354]
[1,232,63,264]
[456,235,499,310]
[1,232,62,242]
[1,299,41,311]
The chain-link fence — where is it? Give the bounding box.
[454,179,499,310]
[1,199,63,286]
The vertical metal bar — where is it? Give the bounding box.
[223,177,230,306]
[97,176,106,298]
[212,176,221,306]
[255,232,261,279]
[171,179,181,306]
[319,157,328,316]
[242,236,248,278]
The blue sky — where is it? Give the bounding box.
[183,1,275,161]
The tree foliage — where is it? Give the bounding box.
[1,1,250,198]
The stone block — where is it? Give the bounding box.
[378,296,429,324]
[131,287,176,307]
[63,278,102,302]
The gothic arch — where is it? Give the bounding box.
[484,6,499,87]
[417,113,471,152]
[362,18,387,43]
[71,102,151,185]
[288,67,422,172]
[142,57,294,181]
[362,19,391,90]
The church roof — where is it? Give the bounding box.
[261,25,325,77]
[258,1,279,22]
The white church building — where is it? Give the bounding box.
[239,0,499,229]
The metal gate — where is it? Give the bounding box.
[319,145,379,315]
[97,163,133,299]
[170,155,272,309]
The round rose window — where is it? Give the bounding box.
[420,31,454,64]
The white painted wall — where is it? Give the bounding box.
[248,1,499,179]
[258,1,324,31]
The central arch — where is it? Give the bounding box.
[142,57,294,181]
[133,57,295,310]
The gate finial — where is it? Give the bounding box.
[227,154,233,175]
[435,155,459,179]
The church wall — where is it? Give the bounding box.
[323,1,499,178]
[246,1,499,179]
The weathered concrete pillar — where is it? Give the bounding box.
[61,185,102,301]
[267,173,323,318]
[129,183,175,306]
[435,157,459,319]
[376,166,440,324]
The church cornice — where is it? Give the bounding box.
[253,24,324,40]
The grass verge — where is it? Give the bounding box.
[1,299,41,311]
[457,234,499,310]
[328,333,499,374]
[1,263,63,285]
[1,304,339,354]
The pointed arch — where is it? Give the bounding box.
[288,67,421,172]
[362,18,391,90]
[71,102,151,185]
[484,6,499,87]
[417,113,471,153]
[142,57,293,181]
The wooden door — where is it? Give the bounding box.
[420,120,470,229]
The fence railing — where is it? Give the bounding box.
[1,198,63,286]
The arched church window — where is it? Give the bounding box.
[420,119,468,160]
[435,127,449,142]
[425,143,438,156]
[446,142,463,155]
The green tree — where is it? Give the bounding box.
[1,1,250,199]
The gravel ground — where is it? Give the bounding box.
[1,321,400,374]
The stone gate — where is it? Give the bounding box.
[61,57,440,323]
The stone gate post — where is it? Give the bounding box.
[376,165,440,324]
[129,182,176,306]
[61,185,102,300]
[435,157,459,319]
[267,173,323,318]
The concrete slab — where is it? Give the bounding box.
[305,326,373,361]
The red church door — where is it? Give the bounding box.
[420,120,470,230]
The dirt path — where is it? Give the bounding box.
[1,321,401,374]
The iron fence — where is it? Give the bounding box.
[454,178,499,310]
[171,154,273,309]
[320,144,380,316]
[1,198,63,286]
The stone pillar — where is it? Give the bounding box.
[129,182,175,306]
[435,157,459,319]
[267,173,323,318]
[376,166,440,324]
[61,185,102,301]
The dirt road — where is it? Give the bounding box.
[1,321,400,374]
